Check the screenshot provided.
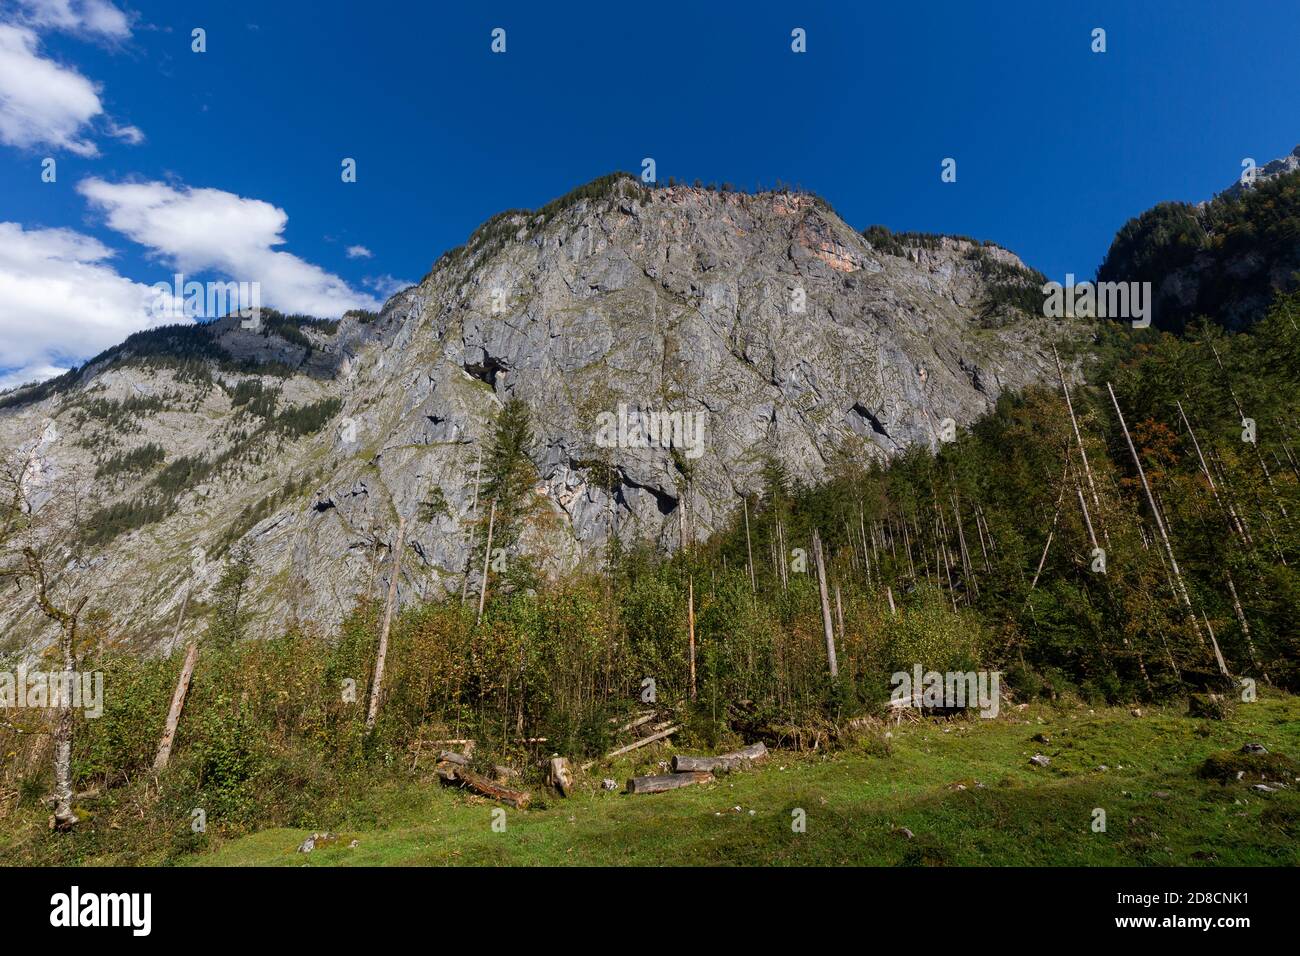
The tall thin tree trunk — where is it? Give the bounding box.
[461,446,483,605]
[1107,384,1214,656]
[1209,340,1287,518]
[1226,574,1266,682]
[476,500,496,625]
[153,589,194,772]
[52,601,85,830]
[743,497,756,594]
[686,576,697,699]
[834,583,845,641]
[1054,345,1109,546]
[812,531,838,678]
[1177,400,1248,546]
[367,515,406,729]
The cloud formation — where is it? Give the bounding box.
[0,1,139,156]
[0,23,103,155]
[79,177,381,318]
[14,0,131,39]
[0,221,162,390]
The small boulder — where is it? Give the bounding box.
[1030,754,1051,767]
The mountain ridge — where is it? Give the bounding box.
[2,174,1085,658]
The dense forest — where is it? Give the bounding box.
[1098,167,1300,332]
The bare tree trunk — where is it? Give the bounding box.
[743,497,756,594]
[460,447,483,606]
[1107,384,1214,655]
[475,500,497,625]
[951,491,978,598]
[1177,400,1249,546]
[367,515,406,730]
[834,583,845,641]
[153,589,195,773]
[1054,345,1109,546]
[1076,481,1099,553]
[972,505,992,573]
[1025,474,1068,602]
[1209,340,1287,518]
[1226,574,1266,682]
[812,531,838,678]
[687,576,696,700]
[902,518,918,578]
[24,550,86,830]
[52,598,85,830]
[937,511,959,611]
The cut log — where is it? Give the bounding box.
[439,765,531,809]
[671,742,767,774]
[580,724,679,771]
[547,756,573,796]
[627,771,713,794]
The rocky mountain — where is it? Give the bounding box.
[0,174,1085,657]
[1098,146,1300,333]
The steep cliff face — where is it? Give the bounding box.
[0,176,1083,656]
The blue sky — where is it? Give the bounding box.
[2,0,1298,388]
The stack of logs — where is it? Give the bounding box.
[431,720,769,806]
[626,742,768,794]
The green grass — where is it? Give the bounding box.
[188,694,1300,867]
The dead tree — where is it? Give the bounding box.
[476,499,497,625]
[153,589,194,772]
[743,497,756,595]
[1108,384,1230,678]
[1053,345,1110,546]
[811,531,838,678]
[367,514,406,729]
[23,550,88,830]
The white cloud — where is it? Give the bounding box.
[0,221,166,390]
[107,119,143,144]
[0,23,103,155]
[79,177,382,318]
[363,274,414,300]
[14,0,131,40]
[345,244,372,259]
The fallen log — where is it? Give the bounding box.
[580,725,680,771]
[671,742,767,774]
[612,713,656,733]
[627,771,713,794]
[437,765,531,809]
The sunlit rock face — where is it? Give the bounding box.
[0,176,1079,653]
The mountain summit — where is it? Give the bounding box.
[0,175,1079,653]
